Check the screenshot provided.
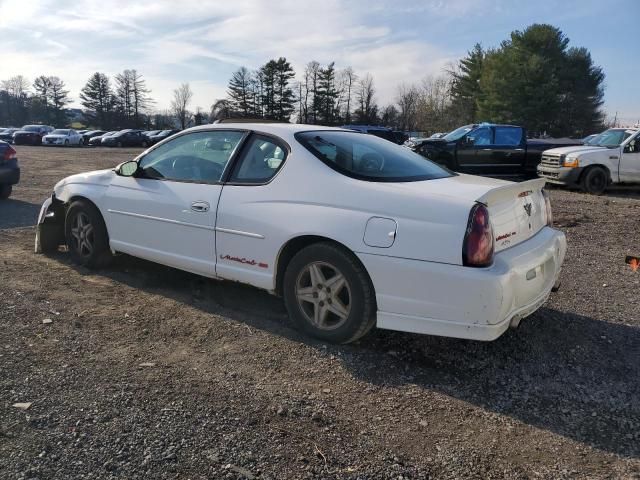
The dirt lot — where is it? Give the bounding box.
[1,146,639,479]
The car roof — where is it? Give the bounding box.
[185,123,348,137]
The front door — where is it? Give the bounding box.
[103,129,246,276]
[619,134,640,182]
[457,126,493,174]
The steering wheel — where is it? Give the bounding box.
[359,152,385,173]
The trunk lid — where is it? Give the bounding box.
[476,178,548,253]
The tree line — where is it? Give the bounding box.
[0,24,607,137]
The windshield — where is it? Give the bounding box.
[443,125,474,142]
[22,125,42,132]
[51,129,69,135]
[296,131,452,182]
[592,129,634,147]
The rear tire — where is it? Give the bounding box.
[283,242,376,344]
[0,184,12,200]
[64,200,112,268]
[581,167,608,195]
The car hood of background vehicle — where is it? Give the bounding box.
[543,145,610,156]
[44,135,67,140]
[54,169,114,196]
[14,130,36,135]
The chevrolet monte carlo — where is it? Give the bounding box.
[36,124,566,344]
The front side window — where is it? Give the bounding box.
[230,135,287,183]
[138,130,245,183]
[467,127,492,146]
[296,131,451,182]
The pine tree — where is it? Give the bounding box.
[449,43,484,123]
[316,62,339,125]
[48,76,71,126]
[80,72,114,129]
[227,67,254,116]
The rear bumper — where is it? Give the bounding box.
[358,226,567,341]
[0,161,20,185]
[537,165,583,186]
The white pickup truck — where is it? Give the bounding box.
[537,127,640,194]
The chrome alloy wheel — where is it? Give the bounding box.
[69,212,94,258]
[295,261,352,330]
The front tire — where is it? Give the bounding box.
[64,200,112,268]
[0,184,12,199]
[283,242,376,344]
[581,167,608,195]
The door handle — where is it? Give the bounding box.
[190,201,210,213]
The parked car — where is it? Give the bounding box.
[148,129,181,145]
[0,140,20,199]
[77,130,89,135]
[582,134,598,145]
[414,123,582,177]
[537,127,640,194]
[102,129,150,147]
[36,123,566,344]
[88,131,116,146]
[341,125,400,144]
[13,125,54,145]
[144,130,162,138]
[42,129,83,146]
[81,130,106,144]
[0,128,19,143]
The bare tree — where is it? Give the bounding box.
[338,67,357,124]
[354,73,377,124]
[395,83,420,131]
[171,83,193,129]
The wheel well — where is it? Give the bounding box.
[65,196,109,236]
[274,235,374,297]
[579,164,611,184]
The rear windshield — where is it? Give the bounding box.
[295,131,452,182]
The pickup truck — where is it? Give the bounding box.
[0,141,20,199]
[537,127,640,194]
[412,123,581,177]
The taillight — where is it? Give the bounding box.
[463,204,494,267]
[542,189,553,226]
[3,145,16,162]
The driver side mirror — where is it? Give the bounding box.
[463,136,475,146]
[116,160,139,177]
[624,141,637,153]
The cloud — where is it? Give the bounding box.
[0,0,483,111]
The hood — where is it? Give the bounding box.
[14,130,37,135]
[44,134,67,139]
[543,145,611,156]
[54,169,114,197]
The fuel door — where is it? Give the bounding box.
[364,217,397,248]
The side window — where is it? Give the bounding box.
[494,127,523,146]
[230,135,287,184]
[139,130,245,183]
[468,127,492,146]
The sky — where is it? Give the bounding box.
[0,0,638,124]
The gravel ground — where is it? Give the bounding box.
[0,146,639,479]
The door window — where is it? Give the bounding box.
[468,127,492,146]
[139,130,245,183]
[230,135,287,183]
[494,126,523,146]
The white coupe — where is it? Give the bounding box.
[42,129,84,146]
[36,123,566,343]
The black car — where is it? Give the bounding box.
[13,125,54,145]
[149,130,180,145]
[413,123,582,177]
[0,128,19,144]
[88,131,117,146]
[0,141,20,199]
[144,130,162,138]
[101,129,150,147]
[82,130,106,144]
[148,129,180,145]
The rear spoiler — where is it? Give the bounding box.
[475,178,546,207]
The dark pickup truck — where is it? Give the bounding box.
[412,123,581,177]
